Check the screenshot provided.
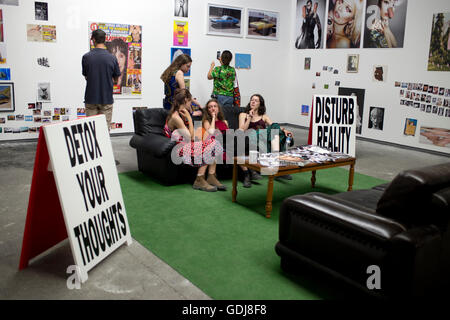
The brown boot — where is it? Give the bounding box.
[207,173,227,191]
[193,175,217,192]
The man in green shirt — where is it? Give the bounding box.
[207,50,236,108]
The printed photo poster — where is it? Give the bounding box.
[246,9,279,40]
[35,2,48,21]
[403,118,417,136]
[89,22,143,96]
[304,57,311,70]
[372,65,387,82]
[338,87,366,135]
[368,106,385,130]
[37,82,51,102]
[326,0,364,48]
[0,0,19,5]
[171,47,191,76]
[0,9,3,42]
[27,24,56,42]
[0,43,6,64]
[173,20,188,47]
[0,68,10,80]
[363,0,408,48]
[174,0,188,18]
[295,0,326,49]
[207,4,243,37]
[427,12,450,72]
[420,126,450,148]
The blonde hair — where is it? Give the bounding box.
[344,0,364,48]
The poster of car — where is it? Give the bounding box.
[207,4,243,37]
[246,8,279,40]
[88,22,142,97]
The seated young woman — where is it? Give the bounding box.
[164,88,226,192]
[238,94,294,187]
[201,99,230,163]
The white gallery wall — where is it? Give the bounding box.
[0,0,449,155]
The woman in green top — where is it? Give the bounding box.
[207,50,236,108]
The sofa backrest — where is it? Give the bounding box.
[133,108,168,136]
[377,162,450,227]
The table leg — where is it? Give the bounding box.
[265,175,274,218]
[348,162,355,191]
[311,170,316,188]
[232,160,238,202]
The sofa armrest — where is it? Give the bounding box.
[129,134,176,158]
[280,192,407,243]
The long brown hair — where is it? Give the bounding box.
[202,99,225,125]
[167,88,192,121]
[160,54,192,84]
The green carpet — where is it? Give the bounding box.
[119,168,387,300]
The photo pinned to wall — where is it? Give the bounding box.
[326,0,364,48]
[171,47,191,76]
[37,82,51,102]
[174,0,188,18]
[372,65,387,82]
[338,87,366,135]
[246,8,279,40]
[35,2,48,21]
[0,68,10,80]
[346,54,359,73]
[173,20,188,47]
[235,53,251,69]
[295,0,326,49]
[304,57,311,70]
[403,118,417,136]
[301,104,309,116]
[364,0,408,48]
[427,12,450,72]
[0,42,6,64]
[420,126,450,148]
[27,24,56,42]
[0,82,14,112]
[0,9,4,42]
[0,1,19,6]
[368,106,385,130]
[207,4,243,38]
[89,22,143,97]
[77,108,86,118]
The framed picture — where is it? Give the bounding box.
[0,82,15,112]
[246,8,279,40]
[346,54,359,73]
[207,3,243,37]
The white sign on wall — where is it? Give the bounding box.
[312,95,356,157]
[43,115,132,282]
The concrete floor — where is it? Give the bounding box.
[1,127,449,299]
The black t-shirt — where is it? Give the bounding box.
[82,48,121,104]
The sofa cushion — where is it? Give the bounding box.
[377,162,450,223]
[134,108,168,136]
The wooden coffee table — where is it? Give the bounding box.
[232,156,356,218]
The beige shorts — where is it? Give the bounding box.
[85,103,113,130]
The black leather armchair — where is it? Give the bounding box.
[129,106,245,185]
[275,162,450,298]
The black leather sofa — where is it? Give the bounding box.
[129,106,245,185]
[275,162,450,298]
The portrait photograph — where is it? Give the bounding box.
[37,82,51,102]
[346,54,359,73]
[207,4,243,37]
[0,82,15,112]
[364,0,408,48]
[326,0,364,49]
[246,9,279,40]
[294,0,326,49]
[174,0,188,18]
[368,106,385,130]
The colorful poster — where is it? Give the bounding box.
[295,0,326,49]
[326,0,364,48]
[0,9,4,42]
[420,126,450,148]
[427,12,450,72]
[27,24,56,42]
[170,47,191,76]
[173,20,188,46]
[404,118,417,136]
[0,68,9,80]
[235,53,251,69]
[89,22,143,96]
[363,0,408,48]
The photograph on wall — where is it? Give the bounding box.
[37,82,51,102]
[420,126,450,148]
[301,104,309,116]
[363,0,408,48]
[0,82,14,112]
[27,24,56,42]
[170,47,191,76]
[35,2,48,21]
[174,0,188,18]
[346,54,359,73]
[0,9,3,42]
[368,106,385,130]
[326,0,364,48]
[207,4,243,37]
[403,118,417,136]
[173,20,188,46]
[0,67,10,80]
[372,65,387,82]
[304,57,311,69]
[427,12,450,72]
[246,9,279,40]
[89,22,143,97]
[0,0,18,5]
[295,0,326,49]
[235,53,251,69]
[338,87,365,135]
